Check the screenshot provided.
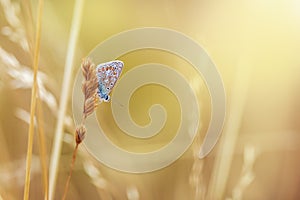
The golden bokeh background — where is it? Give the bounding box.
[0,0,300,199]
[97,49,210,153]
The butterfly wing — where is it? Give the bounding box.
[96,60,123,102]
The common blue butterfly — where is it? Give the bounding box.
[96,60,124,102]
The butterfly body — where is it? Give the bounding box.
[96,60,123,102]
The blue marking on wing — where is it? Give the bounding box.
[97,82,110,102]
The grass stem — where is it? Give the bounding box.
[62,143,79,200]
[37,91,49,200]
[207,61,251,199]
[23,0,44,199]
[48,0,84,199]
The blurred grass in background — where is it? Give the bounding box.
[0,0,300,199]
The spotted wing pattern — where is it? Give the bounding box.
[96,60,123,102]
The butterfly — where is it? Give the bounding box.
[96,60,124,102]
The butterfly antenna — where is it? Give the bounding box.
[112,98,125,107]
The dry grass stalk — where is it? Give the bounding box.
[226,145,257,200]
[62,58,99,200]
[36,91,49,200]
[207,61,251,200]
[23,0,44,199]
[48,1,84,198]
[189,125,206,200]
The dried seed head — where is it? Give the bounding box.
[82,77,98,100]
[83,96,97,118]
[75,125,86,144]
[81,58,95,81]
[81,58,99,119]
